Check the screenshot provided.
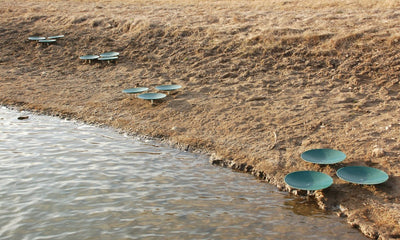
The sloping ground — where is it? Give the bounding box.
[1,0,400,238]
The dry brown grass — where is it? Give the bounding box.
[1,0,400,238]
[10,0,400,9]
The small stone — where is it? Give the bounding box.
[339,204,348,212]
[277,184,285,191]
[371,147,385,157]
[17,116,29,120]
[171,126,186,132]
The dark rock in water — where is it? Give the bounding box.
[17,116,29,120]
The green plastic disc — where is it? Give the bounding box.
[122,87,149,94]
[285,171,333,191]
[336,166,388,185]
[301,148,346,164]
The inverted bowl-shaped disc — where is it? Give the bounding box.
[336,166,388,185]
[301,148,346,164]
[285,171,333,191]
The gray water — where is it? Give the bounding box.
[0,106,366,240]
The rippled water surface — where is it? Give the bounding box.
[0,107,366,240]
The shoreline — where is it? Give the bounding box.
[1,0,400,239]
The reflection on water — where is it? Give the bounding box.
[0,107,366,240]
[283,195,326,217]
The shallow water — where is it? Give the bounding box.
[0,107,366,240]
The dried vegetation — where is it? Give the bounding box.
[1,0,400,238]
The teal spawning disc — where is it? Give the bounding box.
[285,171,333,191]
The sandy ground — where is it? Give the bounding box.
[1,0,400,238]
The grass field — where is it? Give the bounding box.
[1,0,400,238]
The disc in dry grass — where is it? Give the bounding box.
[39,39,56,44]
[155,84,182,92]
[122,87,149,94]
[138,92,166,104]
[100,52,119,57]
[301,148,346,164]
[48,35,64,39]
[336,166,389,185]
[80,55,99,60]
[98,56,118,62]
[28,36,46,41]
[285,171,333,191]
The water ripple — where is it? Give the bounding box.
[0,107,366,240]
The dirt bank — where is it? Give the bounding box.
[1,0,400,238]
